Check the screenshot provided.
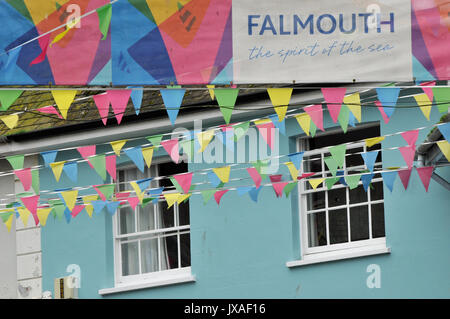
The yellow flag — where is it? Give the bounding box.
[294,113,311,136]
[61,190,78,211]
[164,193,181,209]
[82,195,98,218]
[284,162,299,180]
[110,140,127,156]
[142,146,154,168]
[267,88,293,121]
[0,114,19,129]
[309,178,325,190]
[197,130,215,153]
[17,207,30,226]
[51,90,77,119]
[212,166,231,183]
[4,214,13,232]
[130,181,145,203]
[437,140,450,162]
[343,92,361,122]
[254,119,272,125]
[177,193,191,204]
[50,17,80,46]
[37,208,52,227]
[414,93,432,121]
[365,136,385,148]
[50,161,66,182]
[206,85,215,100]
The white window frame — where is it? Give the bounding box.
[112,160,192,288]
[296,125,388,262]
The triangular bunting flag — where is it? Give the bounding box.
[272,182,288,198]
[284,162,299,180]
[248,186,262,202]
[201,190,216,205]
[325,177,340,190]
[321,87,346,123]
[288,152,304,170]
[212,166,231,183]
[94,184,115,201]
[413,93,432,121]
[61,190,78,211]
[142,146,154,168]
[438,123,450,142]
[284,182,298,197]
[106,155,117,181]
[255,120,275,150]
[304,104,324,131]
[89,155,107,181]
[267,88,292,121]
[365,136,385,148]
[0,90,22,111]
[77,145,96,169]
[36,106,63,119]
[344,174,361,190]
[50,161,66,182]
[197,130,215,153]
[15,168,32,191]
[381,171,397,192]
[361,173,374,192]
[108,90,131,124]
[51,90,77,119]
[146,134,164,147]
[329,144,346,169]
[129,87,143,115]
[124,146,145,172]
[268,114,286,135]
[375,101,391,124]
[399,145,416,169]
[173,172,193,194]
[401,129,419,146]
[127,197,140,210]
[214,190,228,205]
[436,140,450,161]
[337,104,350,133]
[97,3,112,40]
[432,87,450,114]
[294,113,311,136]
[233,122,250,141]
[30,33,50,66]
[416,166,434,192]
[247,167,262,188]
[160,88,186,125]
[20,195,40,216]
[343,92,361,122]
[63,162,78,183]
[91,200,107,215]
[0,114,19,129]
[361,151,379,172]
[160,139,180,163]
[215,88,239,124]
[324,156,338,177]
[106,201,120,215]
[71,205,85,218]
[376,87,400,118]
[397,169,412,190]
[6,155,24,170]
[31,170,39,194]
[40,150,58,167]
[164,193,181,209]
[206,85,215,100]
[309,178,325,190]
[93,93,110,125]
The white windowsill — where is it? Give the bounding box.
[286,246,391,268]
[98,274,196,296]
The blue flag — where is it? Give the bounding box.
[124,146,145,173]
[438,122,450,142]
[237,186,252,196]
[106,201,121,215]
[91,200,107,215]
[348,112,356,127]
[64,208,72,224]
[207,171,222,188]
[128,86,143,115]
[248,186,262,202]
[381,171,397,192]
[376,87,401,118]
[63,162,78,183]
[160,88,186,125]
[136,177,153,192]
[288,152,305,170]
[269,114,286,135]
[41,150,58,167]
[361,173,374,192]
[361,151,379,173]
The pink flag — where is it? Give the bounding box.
[108,90,131,125]
[397,169,412,190]
[304,104,324,131]
[106,155,117,181]
[399,145,416,168]
[21,195,40,216]
[272,182,288,198]
[375,101,391,124]
[115,192,130,200]
[214,190,228,205]
[247,167,262,188]
[416,166,434,192]
[401,129,419,146]
[93,93,110,125]
[71,205,85,218]
[127,197,140,210]
[77,145,96,169]
[30,33,50,66]
[93,186,106,201]
[298,172,316,180]
[255,122,275,150]
[269,174,283,183]
[420,81,435,102]
[161,139,179,163]
[36,106,63,119]
[321,88,346,123]
[15,168,32,191]
[173,172,193,193]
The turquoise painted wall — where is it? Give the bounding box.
[41,101,450,298]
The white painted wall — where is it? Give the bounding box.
[0,159,17,298]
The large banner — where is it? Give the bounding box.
[0,0,448,85]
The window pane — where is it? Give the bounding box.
[350,206,369,241]
[121,242,139,276]
[349,184,367,204]
[328,187,346,208]
[371,182,384,201]
[180,233,191,267]
[306,191,325,211]
[139,205,156,232]
[329,209,348,244]
[160,234,179,270]
[178,201,190,226]
[307,212,327,247]
[371,203,386,238]
[140,238,159,273]
[119,207,135,235]
[158,201,175,229]
[345,147,364,168]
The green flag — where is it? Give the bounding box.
[344,174,361,190]
[97,3,112,40]
[233,121,250,141]
[6,155,24,170]
[146,134,164,147]
[180,139,194,161]
[96,184,115,200]
[215,88,239,124]
[324,156,338,177]
[31,170,39,194]
[433,87,450,114]
[325,177,340,190]
[329,144,346,169]
[310,121,317,137]
[338,104,350,133]
[201,190,215,205]
[0,90,23,111]
[89,155,107,181]
[284,182,298,197]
